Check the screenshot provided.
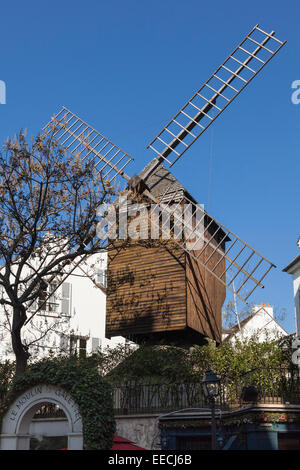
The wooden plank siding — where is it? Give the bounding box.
[106,242,187,338]
[105,193,227,345]
[185,236,226,344]
[106,243,225,344]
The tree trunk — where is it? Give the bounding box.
[11,306,30,376]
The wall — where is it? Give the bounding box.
[30,418,69,436]
[223,304,288,343]
[186,237,225,344]
[115,415,161,450]
[68,253,107,352]
[0,251,128,361]
[106,243,187,339]
[292,269,300,336]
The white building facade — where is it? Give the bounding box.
[222,303,288,343]
[283,247,300,339]
[0,251,127,361]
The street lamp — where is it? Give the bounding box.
[202,369,221,450]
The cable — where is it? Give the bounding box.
[207,128,214,213]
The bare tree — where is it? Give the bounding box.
[222,299,287,331]
[0,131,115,375]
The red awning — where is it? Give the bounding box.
[111,434,146,450]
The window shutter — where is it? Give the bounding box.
[96,269,107,287]
[297,288,300,330]
[61,282,71,316]
[92,337,100,353]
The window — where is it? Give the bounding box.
[37,281,70,317]
[70,335,87,357]
[38,281,48,310]
[48,283,58,312]
[38,281,59,314]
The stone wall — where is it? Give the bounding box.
[115,414,161,450]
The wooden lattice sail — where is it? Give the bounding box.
[147,25,285,166]
[38,25,285,343]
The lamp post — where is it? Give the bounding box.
[202,369,221,450]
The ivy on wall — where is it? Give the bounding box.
[0,356,115,450]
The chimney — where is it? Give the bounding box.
[255,303,273,318]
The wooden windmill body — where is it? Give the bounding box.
[106,160,228,345]
[40,25,285,347]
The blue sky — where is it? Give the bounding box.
[0,0,299,332]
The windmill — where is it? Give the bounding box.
[39,24,285,346]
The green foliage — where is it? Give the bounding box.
[98,336,294,388]
[99,344,191,385]
[0,360,15,404]
[189,335,289,382]
[1,356,115,450]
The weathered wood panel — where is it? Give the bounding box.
[186,228,226,344]
[106,242,187,338]
[106,211,227,344]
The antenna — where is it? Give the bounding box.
[147,25,286,167]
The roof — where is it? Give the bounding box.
[222,311,257,342]
[139,159,187,203]
[283,253,300,274]
[222,305,288,342]
[139,159,230,242]
[111,434,146,450]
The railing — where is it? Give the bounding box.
[232,367,300,405]
[113,382,208,415]
[113,368,300,415]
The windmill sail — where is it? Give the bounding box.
[147,24,286,167]
[41,105,276,305]
[26,107,135,319]
[150,187,275,303]
[39,25,282,314]
[43,106,134,184]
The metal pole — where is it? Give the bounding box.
[211,397,216,450]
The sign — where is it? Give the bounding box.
[0,384,83,450]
